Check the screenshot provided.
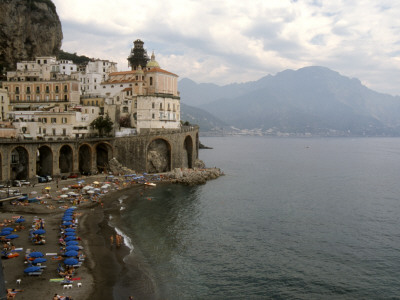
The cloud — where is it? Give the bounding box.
[53,0,400,95]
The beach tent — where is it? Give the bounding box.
[24,266,41,273]
[64,258,78,265]
[32,257,47,264]
[66,241,79,246]
[33,229,46,235]
[5,234,18,239]
[64,250,79,257]
[28,252,44,258]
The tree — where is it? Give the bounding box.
[119,116,131,128]
[90,114,113,137]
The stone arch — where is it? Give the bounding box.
[183,135,193,168]
[10,146,29,180]
[95,142,113,173]
[79,144,92,175]
[36,145,53,177]
[147,138,171,173]
[59,145,73,174]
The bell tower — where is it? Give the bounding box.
[127,39,150,70]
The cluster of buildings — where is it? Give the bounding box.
[0,39,181,141]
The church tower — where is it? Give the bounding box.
[127,39,150,70]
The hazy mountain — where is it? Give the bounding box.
[179,66,400,136]
[180,103,227,132]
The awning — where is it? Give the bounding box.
[14,104,31,109]
[23,134,33,139]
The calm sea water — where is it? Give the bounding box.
[110,137,400,299]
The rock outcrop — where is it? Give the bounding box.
[165,167,223,185]
[108,158,135,175]
[0,0,63,71]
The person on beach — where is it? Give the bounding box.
[110,235,114,246]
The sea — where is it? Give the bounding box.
[107,136,400,299]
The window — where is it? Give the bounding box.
[38,127,41,134]
[64,85,68,92]
[150,77,153,85]
[55,86,59,93]
[134,100,137,108]
[16,96,19,101]
[43,128,46,135]
[26,87,30,94]
[62,117,67,124]
[96,100,98,106]
[133,113,137,120]
[42,118,47,123]
[168,103,170,110]
[123,106,128,113]
[51,118,56,124]
[45,86,49,93]
[15,87,19,94]
[160,103,162,109]
[36,95,40,101]
[27,95,30,101]
[64,95,68,101]
[120,84,123,87]
[11,154,17,163]
[152,113,155,119]
[52,128,56,135]
[62,128,66,136]
[36,86,40,93]
[152,102,155,109]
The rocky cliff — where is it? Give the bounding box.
[0,0,62,71]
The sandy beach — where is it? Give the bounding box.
[0,167,222,299]
[0,174,140,300]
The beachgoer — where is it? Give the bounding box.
[110,235,114,246]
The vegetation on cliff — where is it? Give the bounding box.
[57,50,91,65]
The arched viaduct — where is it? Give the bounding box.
[0,126,199,182]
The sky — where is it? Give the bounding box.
[52,0,400,96]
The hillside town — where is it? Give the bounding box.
[0,39,181,141]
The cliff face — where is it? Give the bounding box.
[0,0,63,71]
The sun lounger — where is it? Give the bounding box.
[27,271,42,276]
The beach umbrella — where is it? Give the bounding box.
[0,231,12,236]
[62,222,73,226]
[62,218,73,223]
[64,258,78,266]
[87,190,94,194]
[66,241,79,246]
[24,266,41,273]
[45,187,51,190]
[15,218,25,223]
[29,251,44,258]
[64,232,76,236]
[63,213,74,217]
[64,236,77,241]
[33,229,46,235]
[5,234,18,239]
[30,191,38,195]
[93,181,100,185]
[60,194,69,198]
[65,208,75,211]
[64,250,79,257]
[2,227,14,231]
[32,257,47,264]
[62,187,69,191]
[64,228,75,232]
[65,245,80,251]
[82,185,92,190]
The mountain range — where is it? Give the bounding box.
[179,66,400,136]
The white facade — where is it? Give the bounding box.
[0,88,9,121]
[79,59,117,97]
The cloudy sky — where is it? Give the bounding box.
[52,0,400,95]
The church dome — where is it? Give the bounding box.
[146,51,160,69]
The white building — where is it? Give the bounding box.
[79,59,117,97]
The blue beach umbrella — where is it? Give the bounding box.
[28,251,44,258]
[64,258,78,266]
[65,245,80,251]
[64,250,79,257]
[62,222,73,226]
[63,212,74,215]
[62,216,73,221]
[64,232,76,236]
[66,241,79,246]
[5,234,18,239]
[24,266,41,273]
[33,229,46,235]
[3,227,14,231]
[32,257,47,264]
[0,230,12,236]
[15,218,25,223]
[64,236,76,241]
[64,228,75,232]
